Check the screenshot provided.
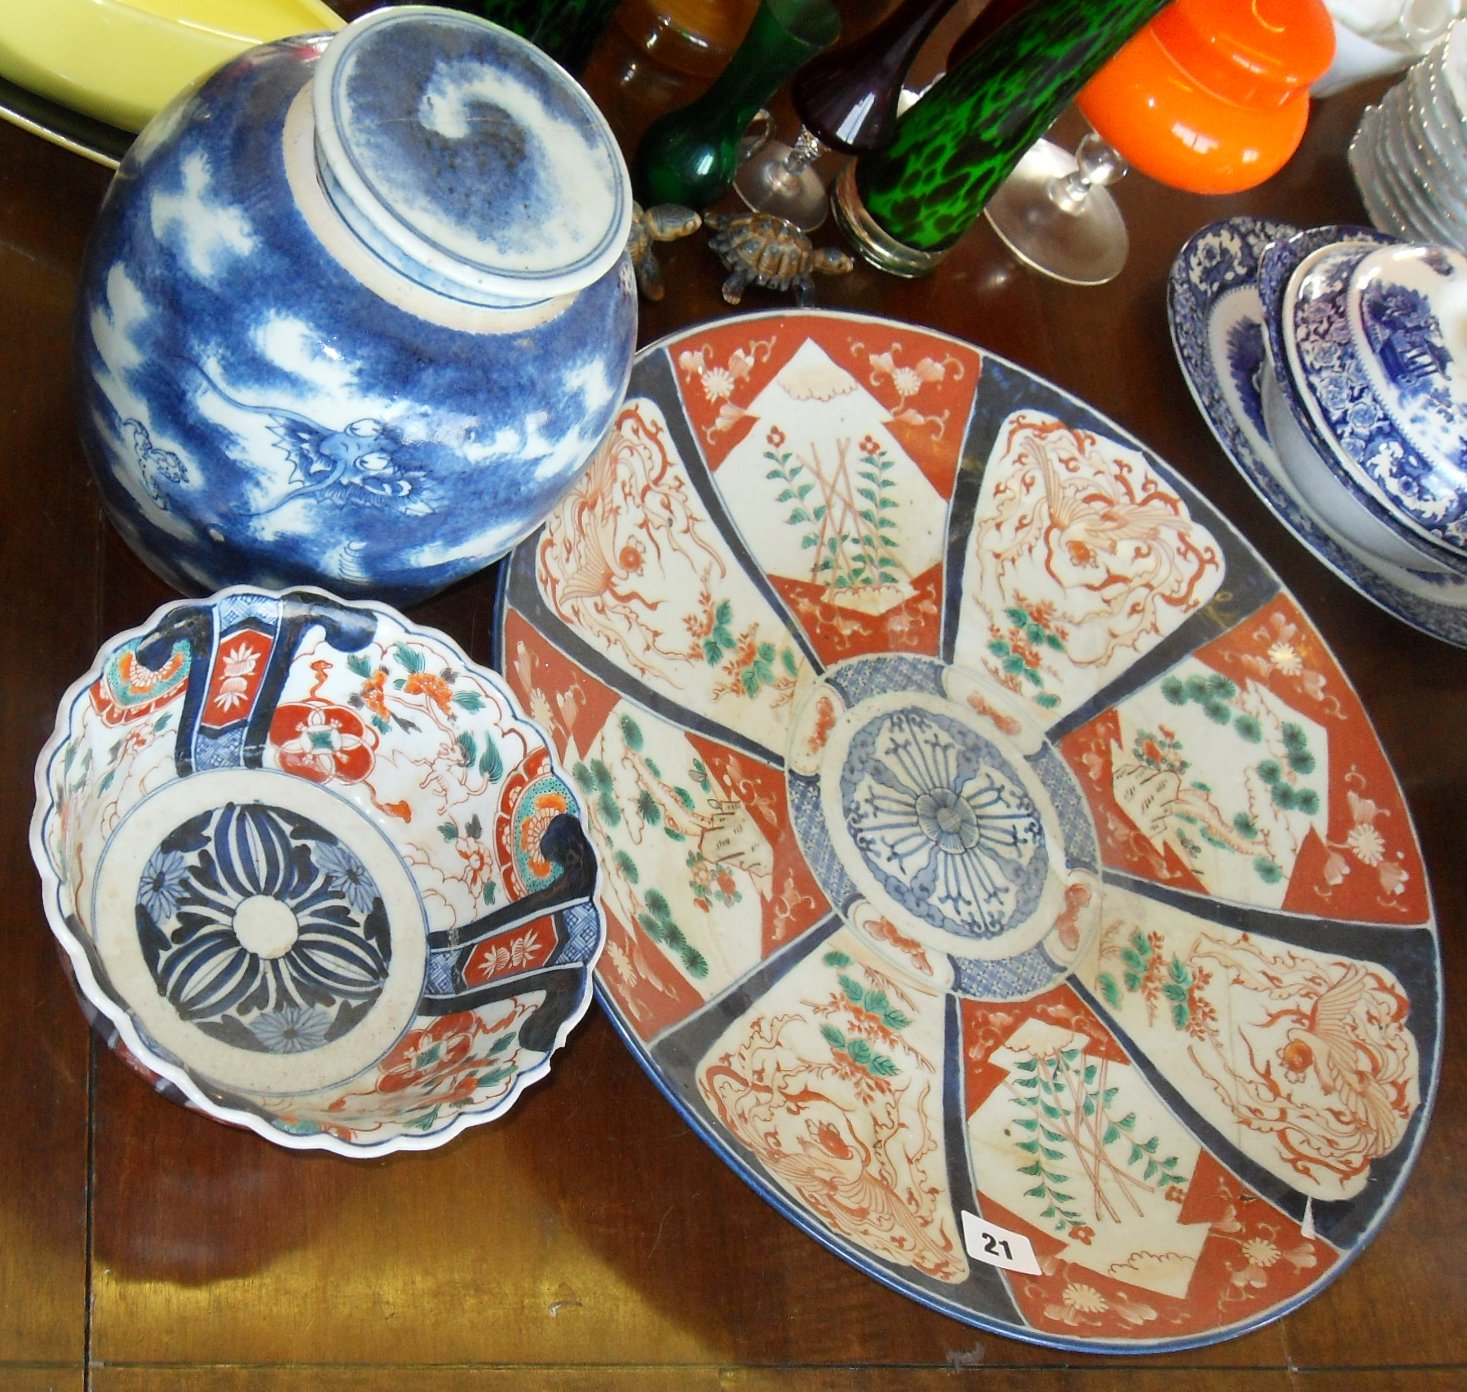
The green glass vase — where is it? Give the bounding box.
[831,0,1169,276]
[476,0,622,74]
[631,0,841,210]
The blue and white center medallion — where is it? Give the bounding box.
[135,801,390,1049]
[787,656,1100,1000]
[843,706,1045,941]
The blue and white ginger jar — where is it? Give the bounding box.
[75,4,637,605]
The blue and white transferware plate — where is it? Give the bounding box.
[1253,225,1467,577]
[1282,240,1467,562]
[497,308,1441,1350]
[1170,215,1467,645]
[1351,245,1467,470]
[1349,244,1467,524]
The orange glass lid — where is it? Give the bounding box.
[1077,0,1335,194]
[1152,0,1336,106]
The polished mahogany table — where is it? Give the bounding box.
[1,13,1464,1389]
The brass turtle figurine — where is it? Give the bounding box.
[704,210,853,307]
[627,201,702,301]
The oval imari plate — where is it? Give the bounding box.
[494,309,1441,1352]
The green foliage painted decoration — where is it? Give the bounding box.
[1008,1041,1187,1233]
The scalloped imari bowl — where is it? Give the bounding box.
[497,309,1441,1351]
[32,586,603,1156]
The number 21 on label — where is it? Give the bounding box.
[961,1212,1041,1274]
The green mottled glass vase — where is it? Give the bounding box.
[832,0,1168,275]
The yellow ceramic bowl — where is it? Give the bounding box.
[0,0,342,133]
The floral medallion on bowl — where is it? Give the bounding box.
[496,309,1440,1350]
[32,586,604,1155]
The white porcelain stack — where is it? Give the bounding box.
[1350,20,1467,248]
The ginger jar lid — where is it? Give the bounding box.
[312,4,632,305]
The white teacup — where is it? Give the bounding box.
[1315,1,1458,95]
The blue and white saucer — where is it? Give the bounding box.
[1168,215,1467,647]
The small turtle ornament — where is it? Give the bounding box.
[704,211,853,307]
[627,201,702,301]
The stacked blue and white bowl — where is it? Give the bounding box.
[1168,216,1467,645]
[1259,228,1467,586]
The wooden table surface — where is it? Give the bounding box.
[2,13,1463,1390]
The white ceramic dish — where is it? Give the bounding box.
[1348,22,1467,249]
[1376,93,1461,243]
[1348,113,1408,239]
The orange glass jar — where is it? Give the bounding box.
[1076,0,1336,194]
